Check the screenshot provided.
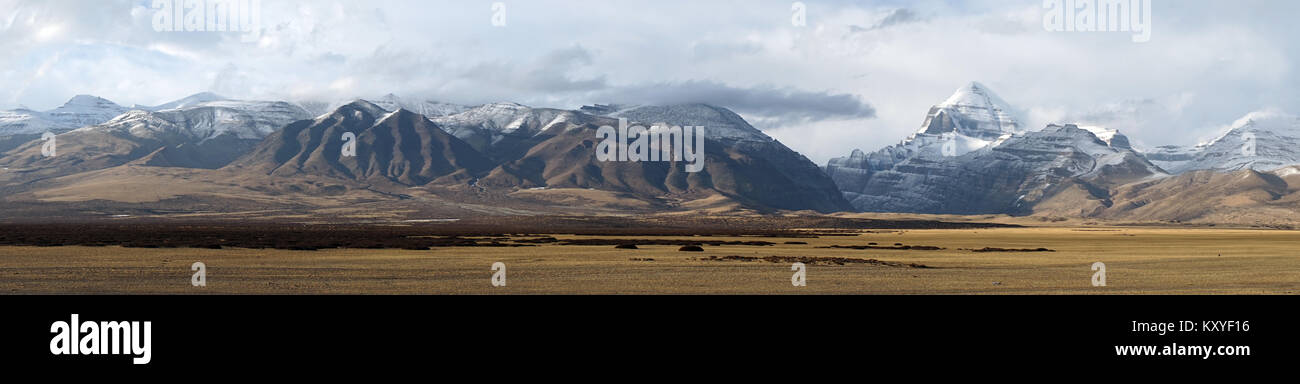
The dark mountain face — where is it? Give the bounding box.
[479,124,850,212]
[0,133,41,155]
[227,101,494,186]
[606,104,852,212]
[474,105,853,213]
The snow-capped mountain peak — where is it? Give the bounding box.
[0,110,61,135]
[369,93,410,113]
[61,94,118,107]
[916,81,1021,141]
[1036,124,1160,177]
[824,82,1166,214]
[323,99,391,123]
[1076,125,1132,149]
[365,94,470,118]
[147,92,230,111]
[0,94,128,135]
[940,82,1008,109]
[1170,109,1300,173]
[1225,109,1295,138]
[602,103,773,142]
[46,94,128,123]
[78,98,311,142]
[432,102,568,145]
[834,81,1024,164]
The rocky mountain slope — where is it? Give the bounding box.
[227,100,493,186]
[462,103,852,213]
[1032,166,1300,225]
[3,92,852,214]
[240,100,853,213]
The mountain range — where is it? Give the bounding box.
[1,92,850,219]
[826,83,1300,225]
[0,95,311,181]
[3,86,1300,224]
[0,95,130,154]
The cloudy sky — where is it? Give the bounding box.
[1,0,1297,163]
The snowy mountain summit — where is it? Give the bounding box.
[826,82,1023,182]
[887,82,1026,160]
[0,95,128,136]
[369,94,471,118]
[824,82,1161,213]
[0,93,314,174]
[144,92,229,111]
[83,96,311,142]
[1164,110,1300,173]
[916,81,1021,141]
[602,103,775,143]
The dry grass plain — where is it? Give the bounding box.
[1,226,1298,294]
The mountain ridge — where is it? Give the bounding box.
[828,83,1164,215]
[6,87,1300,222]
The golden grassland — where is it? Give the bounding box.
[1,227,1298,294]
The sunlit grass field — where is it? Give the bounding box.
[2,227,1298,294]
